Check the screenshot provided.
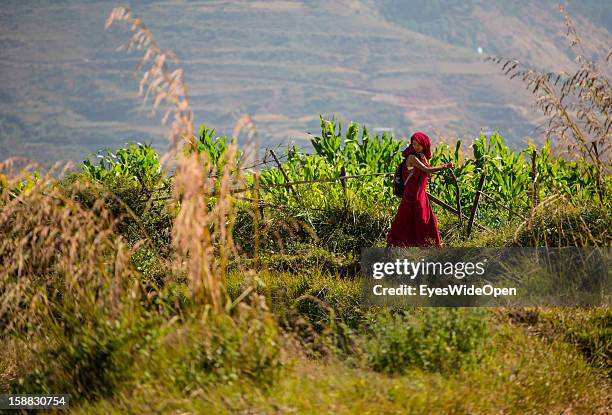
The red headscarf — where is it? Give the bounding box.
[402,131,432,160]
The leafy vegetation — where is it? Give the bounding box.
[2,119,609,413]
[365,308,490,374]
[191,116,609,253]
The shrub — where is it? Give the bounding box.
[10,313,143,402]
[566,310,611,377]
[365,308,490,374]
[161,302,283,390]
[73,142,173,253]
[81,142,164,189]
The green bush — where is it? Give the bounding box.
[12,313,142,402]
[226,268,364,358]
[81,142,164,189]
[61,143,175,297]
[76,142,173,249]
[161,304,283,391]
[365,308,490,374]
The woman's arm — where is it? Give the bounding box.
[407,155,453,173]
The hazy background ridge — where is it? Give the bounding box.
[0,0,610,163]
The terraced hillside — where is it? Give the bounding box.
[0,0,610,163]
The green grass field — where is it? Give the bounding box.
[1,120,610,413]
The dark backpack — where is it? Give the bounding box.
[392,158,407,197]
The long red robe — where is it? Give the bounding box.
[386,154,441,247]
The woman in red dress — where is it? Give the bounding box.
[387,132,453,247]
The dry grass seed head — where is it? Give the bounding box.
[0,171,140,332]
[107,6,282,317]
[106,6,195,166]
[487,7,611,199]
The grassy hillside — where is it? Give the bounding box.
[1,115,610,412]
[1,0,610,163]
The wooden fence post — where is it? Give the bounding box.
[270,149,299,201]
[427,192,489,232]
[467,171,486,237]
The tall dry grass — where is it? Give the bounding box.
[171,147,242,314]
[0,4,267,331]
[0,169,141,333]
[0,5,281,395]
[106,6,263,316]
[0,157,41,177]
[105,6,196,163]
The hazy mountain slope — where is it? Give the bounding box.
[378,0,611,72]
[0,0,609,164]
